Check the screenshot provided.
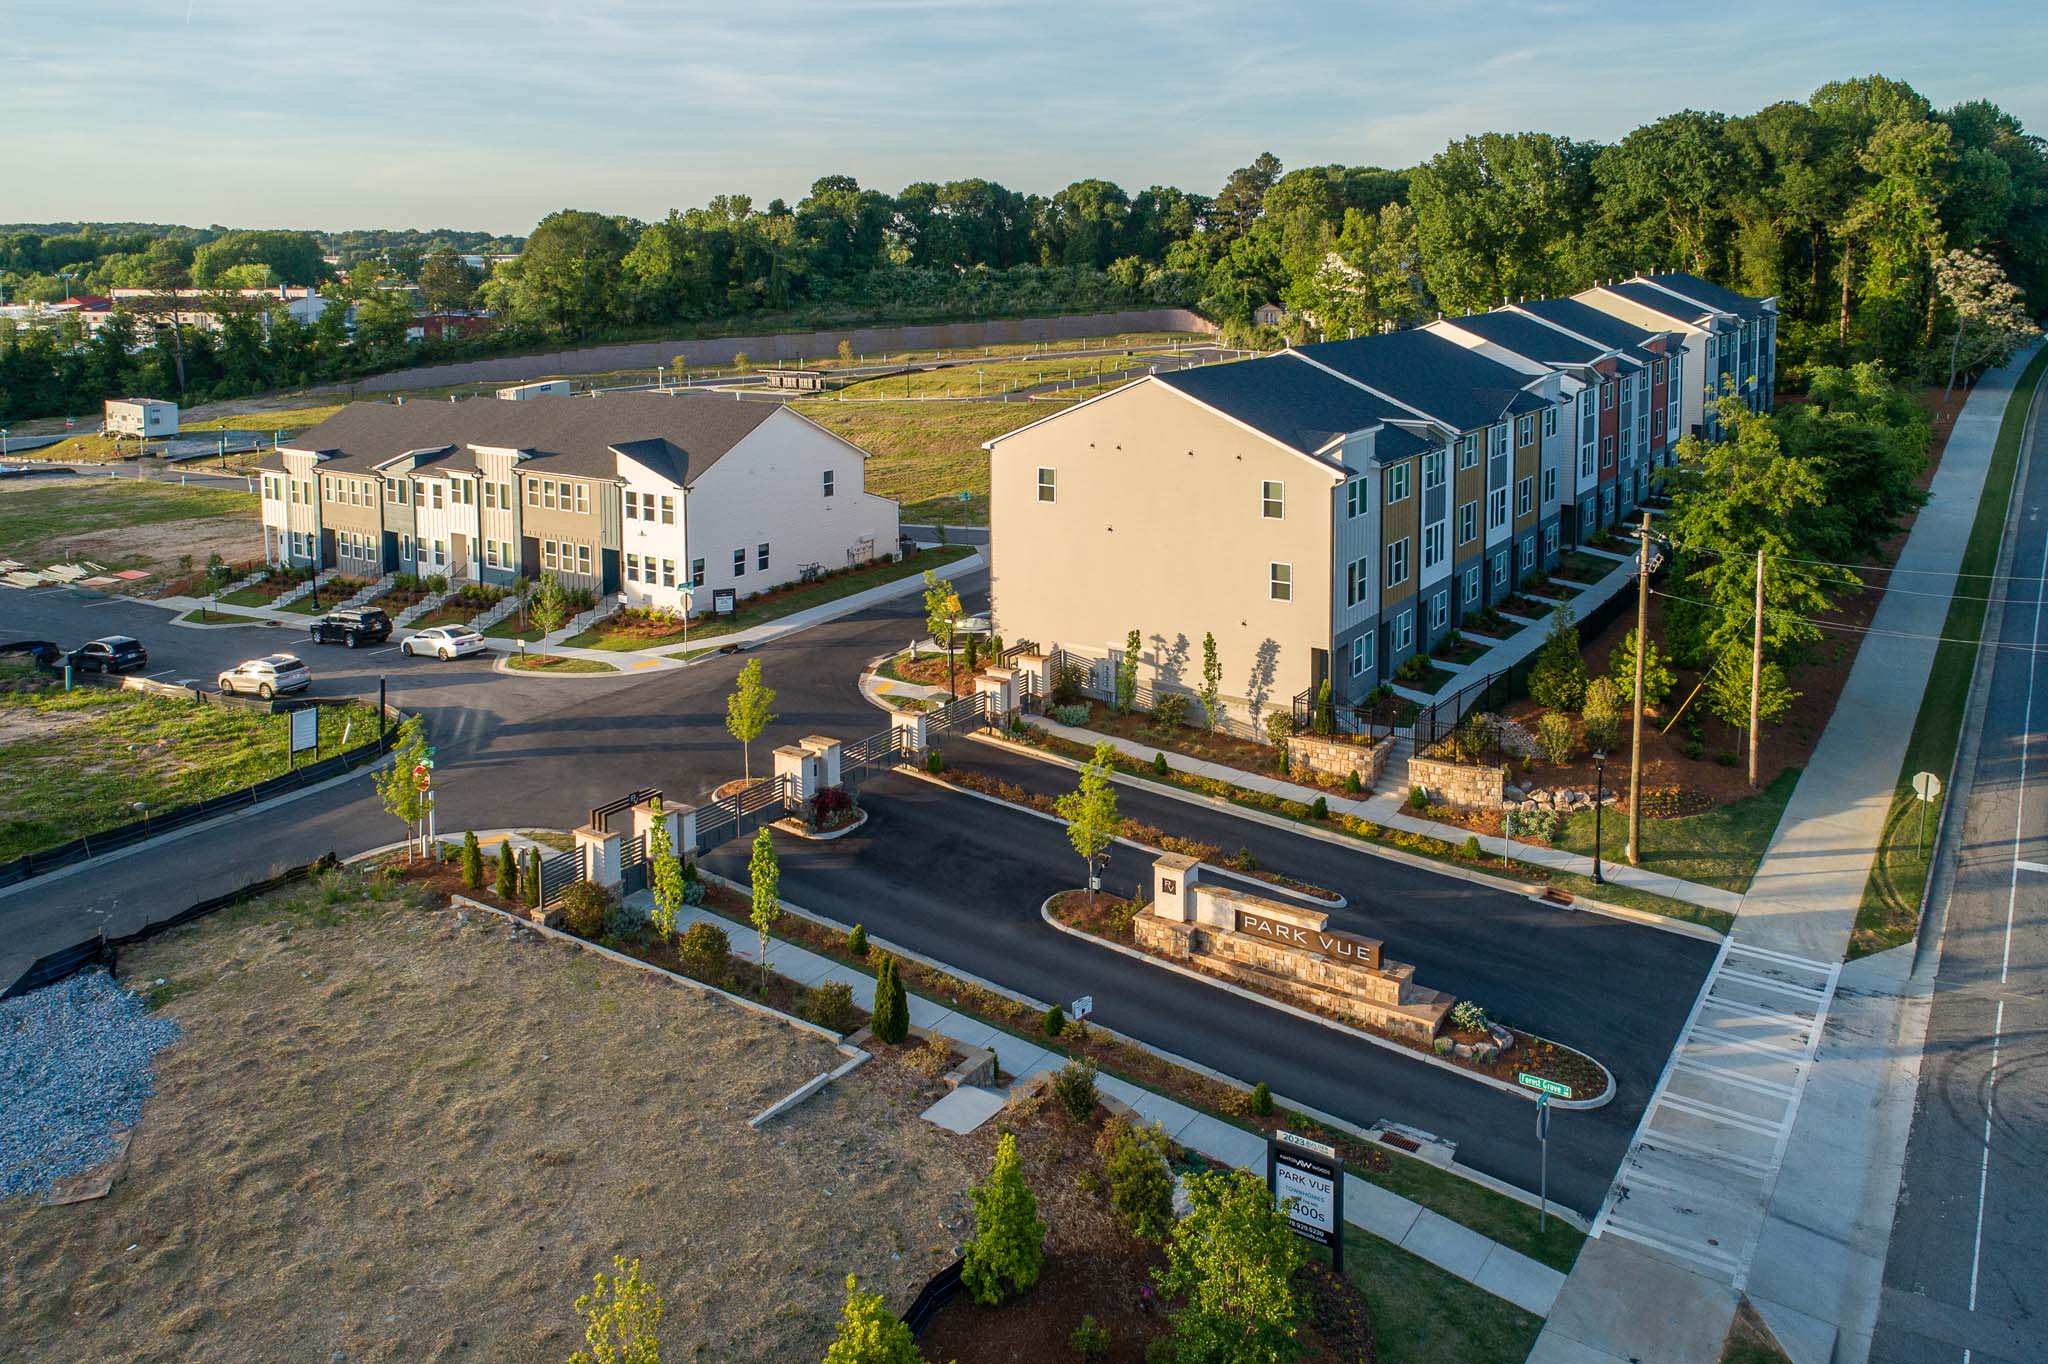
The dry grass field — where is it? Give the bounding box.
[0,872,978,1362]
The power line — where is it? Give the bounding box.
[1660,534,2048,587]
[1648,587,2048,656]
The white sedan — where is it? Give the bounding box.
[401,626,489,660]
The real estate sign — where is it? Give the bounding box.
[289,706,319,756]
[1267,1132,1344,1270]
[1235,908,1382,970]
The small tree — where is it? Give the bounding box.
[1053,1057,1098,1121]
[846,922,868,958]
[1607,628,1675,708]
[1105,1121,1175,1243]
[1934,247,2039,395]
[837,338,855,365]
[1199,631,1224,734]
[725,658,777,781]
[648,798,685,938]
[1264,710,1293,771]
[747,826,780,991]
[460,830,484,889]
[963,632,980,674]
[527,571,570,652]
[1581,677,1624,754]
[1704,643,1797,754]
[496,841,517,899]
[922,570,961,692]
[1312,678,1334,736]
[1116,629,1141,714]
[526,846,542,906]
[1527,604,1589,711]
[568,1254,663,1364]
[1158,1170,1305,1364]
[962,1132,1046,1306]
[821,1274,921,1364]
[373,713,432,859]
[870,954,908,1044]
[731,349,752,373]
[1536,711,1579,765]
[1055,742,1120,906]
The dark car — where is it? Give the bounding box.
[67,635,148,674]
[308,607,392,649]
[0,640,62,667]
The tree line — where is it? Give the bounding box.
[1,72,2040,424]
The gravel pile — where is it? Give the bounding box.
[1,969,182,1199]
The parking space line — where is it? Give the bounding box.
[1649,1092,1791,1139]
[367,646,401,656]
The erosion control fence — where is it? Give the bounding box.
[3,853,339,1000]
[0,699,409,889]
[900,1257,966,1339]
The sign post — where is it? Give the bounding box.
[1535,1094,1550,1234]
[1267,1131,1344,1273]
[1911,770,1942,858]
[288,706,319,770]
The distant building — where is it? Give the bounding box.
[104,397,179,438]
[1253,302,1287,328]
[496,379,573,401]
[408,313,492,343]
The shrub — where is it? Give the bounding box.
[426,573,449,594]
[1151,750,1170,776]
[1683,737,1706,761]
[962,1132,1046,1306]
[1582,677,1624,753]
[1505,806,1560,843]
[807,784,855,828]
[910,1030,955,1077]
[675,920,730,980]
[823,1275,921,1364]
[846,922,868,958]
[1395,654,1434,683]
[870,954,909,1044]
[1052,703,1090,727]
[1228,845,1258,873]
[1043,1005,1067,1037]
[1105,1121,1175,1243]
[1345,769,1364,796]
[806,981,860,1034]
[1250,1081,1273,1116]
[1407,785,1428,809]
[925,749,944,774]
[1434,1036,1455,1055]
[681,878,706,906]
[1450,999,1490,1032]
[1460,835,1483,860]
[557,880,615,938]
[1151,693,1189,729]
[495,842,517,899]
[460,830,484,890]
[1309,796,1328,820]
[1070,1314,1112,1359]
[1537,711,1579,765]
[1053,1058,1099,1123]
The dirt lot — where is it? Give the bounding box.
[0,479,260,589]
[0,873,979,1362]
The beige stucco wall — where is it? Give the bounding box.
[989,378,1337,719]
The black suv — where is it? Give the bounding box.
[67,636,149,674]
[308,608,392,648]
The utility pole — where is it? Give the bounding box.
[1749,547,1765,788]
[1627,511,1651,865]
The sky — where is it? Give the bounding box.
[4,0,2045,236]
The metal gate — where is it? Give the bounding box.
[842,726,904,780]
[694,776,790,853]
[925,691,989,738]
[538,849,582,905]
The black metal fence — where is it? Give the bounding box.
[842,726,904,779]
[995,638,1038,669]
[925,690,990,737]
[4,853,338,999]
[693,776,791,853]
[538,848,583,905]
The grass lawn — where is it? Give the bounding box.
[564,545,975,649]
[1553,766,1802,896]
[482,616,547,641]
[175,608,276,625]
[0,659,380,862]
[833,352,1169,400]
[1857,345,2048,956]
[1395,660,1459,694]
[181,403,344,435]
[1,432,127,463]
[0,479,256,564]
[1339,1227,1544,1364]
[218,580,295,607]
[800,400,1055,524]
[505,653,615,673]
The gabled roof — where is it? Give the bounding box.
[1153,354,1429,462]
[1638,272,1770,321]
[1292,330,1546,432]
[282,392,782,484]
[1513,297,1667,357]
[1440,312,1606,367]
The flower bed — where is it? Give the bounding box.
[1430,632,1489,666]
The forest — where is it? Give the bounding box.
[0,74,2040,423]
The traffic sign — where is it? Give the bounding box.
[412,764,432,791]
[1518,1073,1573,1100]
[1070,995,1093,1021]
[1912,771,1942,803]
[1535,1093,1550,1142]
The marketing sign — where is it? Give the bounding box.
[712,588,738,617]
[1235,908,1382,970]
[288,706,319,756]
[1267,1132,1344,1270]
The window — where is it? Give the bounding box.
[1463,567,1481,605]
[1653,408,1666,438]
[1542,467,1557,503]
[576,544,591,575]
[1346,556,1370,608]
[1602,382,1615,411]
[1517,477,1533,516]
[1349,632,1374,678]
[484,481,500,510]
[1458,434,1479,470]
[430,482,444,510]
[1601,434,1615,467]
[661,559,676,588]
[822,470,835,498]
[1386,538,1410,587]
[1543,406,1559,438]
[485,540,501,569]
[1422,453,1445,492]
[1037,468,1057,502]
[499,482,510,508]
[1654,360,1666,384]
[757,542,770,571]
[399,534,414,563]
[1261,480,1285,518]
[1517,414,1534,446]
[525,480,539,506]
[625,552,640,582]
[1269,562,1293,601]
[1430,590,1449,631]
[573,483,589,515]
[1458,500,1478,544]
[541,480,557,510]
[1519,539,1536,571]
[1487,487,1508,530]
[1384,463,1410,504]
[1423,522,1445,569]
[1346,477,1367,519]
[659,495,674,525]
[732,548,746,577]
[1545,524,1559,556]
[1492,550,1509,587]
[1393,609,1413,653]
[623,490,639,520]
[690,558,705,588]
[1489,424,1509,460]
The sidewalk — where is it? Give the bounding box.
[1530,342,2045,1364]
[631,889,1567,1317]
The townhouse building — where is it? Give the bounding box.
[258,393,899,613]
[1574,272,1777,441]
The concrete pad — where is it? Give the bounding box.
[923,1010,1002,1052]
[1525,1330,1636,1364]
[906,993,952,1030]
[1472,1245,1567,1317]
[1175,1113,1269,1171]
[987,1033,1057,1082]
[1749,1294,1839,1364]
[1399,1208,1496,1282]
[920,1085,1007,1134]
[1539,1235,1736,1364]
[1341,1176,1423,1245]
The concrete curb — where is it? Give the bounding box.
[749,1049,872,1128]
[771,808,870,842]
[490,653,627,678]
[1039,895,1615,1111]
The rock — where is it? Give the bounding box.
[1454,1042,1475,1060]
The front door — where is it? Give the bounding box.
[450,532,469,581]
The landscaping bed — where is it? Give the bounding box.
[1043,698,1370,795]
[1429,632,1489,666]
[505,653,614,673]
[1550,550,1620,584]
[1460,607,1526,641]
[175,607,275,626]
[278,577,371,614]
[1390,659,1457,694]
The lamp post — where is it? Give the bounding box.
[1592,750,1608,884]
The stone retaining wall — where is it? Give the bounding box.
[1404,755,1505,810]
[1288,732,1392,788]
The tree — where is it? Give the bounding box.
[1536,711,1579,765]
[528,571,570,653]
[1933,247,2038,392]
[962,1132,1046,1306]
[1607,629,1675,708]
[1157,1169,1304,1364]
[373,713,432,859]
[1312,679,1334,736]
[820,1274,922,1364]
[1214,152,1284,239]
[1581,677,1624,754]
[1704,643,1798,746]
[1106,1120,1175,1243]
[1409,132,1598,315]
[1116,628,1141,713]
[460,830,483,889]
[417,249,483,313]
[648,797,686,938]
[726,658,777,781]
[496,841,518,899]
[568,1254,663,1364]
[1199,631,1224,733]
[921,570,961,692]
[1055,742,1120,906]
[527,846,542,907]
[870,953,908,1044]
[748,826,780,991]
[1527,605,1589,711]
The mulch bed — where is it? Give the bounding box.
[1430,634,1489,665]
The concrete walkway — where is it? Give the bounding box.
[1531,342,2045,1364]
[631,888,1567,1317]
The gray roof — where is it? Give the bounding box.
[1515,297,1667,360]
[1444,312,1606,366]
[1155,355,1431,463]
[1294,330,1548,431]
[1640,272,1770,321]
[283,392,783,485]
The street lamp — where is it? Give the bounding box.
[1592,750,1608,884]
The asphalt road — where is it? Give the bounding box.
[3,555,1711,1214]
[1872,382,2048,1363]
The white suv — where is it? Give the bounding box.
[218,653,312,699]
[402,626,488,660]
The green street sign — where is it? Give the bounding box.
[1518,1073,1573,1100]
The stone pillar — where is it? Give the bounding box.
[1016,652,1048,702]
[977,666,1017,719]
[891,709,927,756]
[799,735,843,789]
[1152,853,1201,922]
[574,824,622,890]
[630,799,680,860]
[773,744,820,810]
[669,802,701,856]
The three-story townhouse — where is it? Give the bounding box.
[1574,273,1777,440]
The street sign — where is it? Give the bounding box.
[1070,995,1093,1021]
[1518,1073,1573,1100]
[1267,1133,1344,1271]
[1912,771,1942,802]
